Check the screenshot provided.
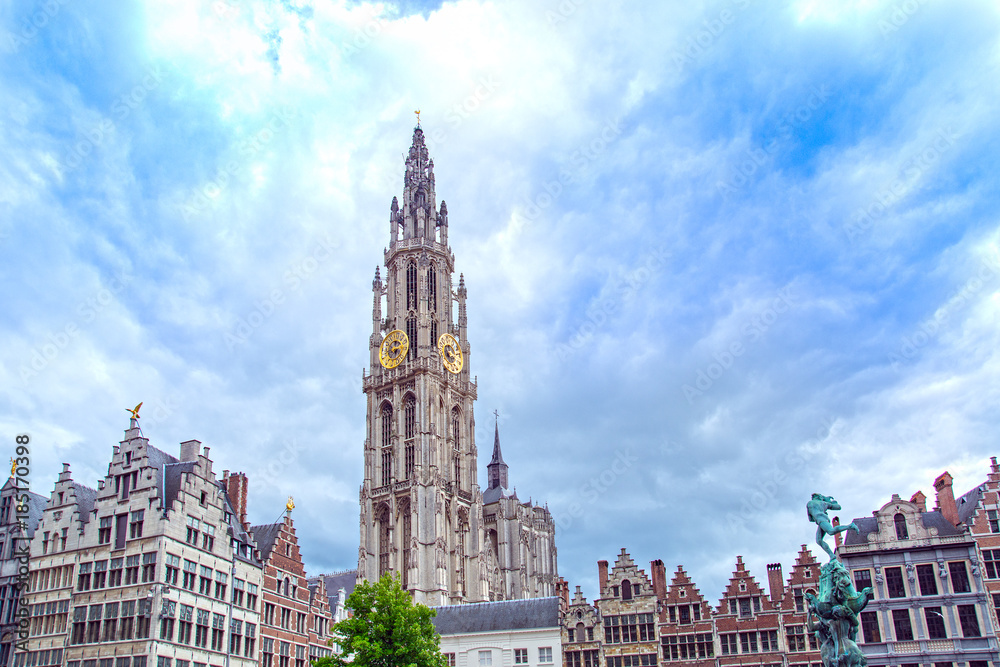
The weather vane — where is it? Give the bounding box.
[493,409,500,422]
[414,109,421,126]
[9,458,15,478]
[127,402,142,420]
[286,496,295,513]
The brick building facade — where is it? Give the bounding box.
[560,461,1000,667]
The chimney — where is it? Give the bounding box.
[225,471,250,530]
[555,578,569,610]
[180,439,201,462]
[650,559,667,600]
[832,516,842,548]
[766,563,784,603]
[992,456,999,475]
[598,560,609,595]
[910,491,927,512]
[934,471,960,527]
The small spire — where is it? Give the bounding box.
[373,266,381,290]
[487,413,509,491]
[414,109,421,127]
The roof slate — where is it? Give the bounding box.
[250,522,283,562]
[431,597,560,635]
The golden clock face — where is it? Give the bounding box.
[437,333,463,374]
[379,330,409,369]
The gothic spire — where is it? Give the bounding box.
[487,417,508,490]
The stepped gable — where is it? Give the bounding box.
[604,548,654,596]
[715,555,777,614]
[563,585,601,643]
[664,565,711,614]
[785,545,820,595]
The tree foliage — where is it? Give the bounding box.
[315,573,447,667]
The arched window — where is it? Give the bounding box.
[406,262,417,311]
[381,403,392,448]
[428,267,437,312]
[451,407,461,450]
[283,577,290,596]
[576,622,586,643]
[621,579,633,600]
[894,513,909,540]
[401,503,411,589]
[378,506,390,578]
[404,395,416,439]
[406,316,417,360]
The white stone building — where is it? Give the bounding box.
[433,597,562,667]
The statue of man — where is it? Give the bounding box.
[807,493,859,559]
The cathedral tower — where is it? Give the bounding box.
[359,124,484,605]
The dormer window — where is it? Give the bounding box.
[894,513,909,540]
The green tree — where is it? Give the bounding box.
[314,573,448,667]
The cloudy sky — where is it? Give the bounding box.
[3,0,1000,602]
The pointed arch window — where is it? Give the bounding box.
[894,513,909,540]
[428,267,437,312]
[406,262,417,311]
[381,403,393,448]
[401,504,411,589]
[406,316,417,360]
[378,507,390,578]
[451,407,461,450]
[404,396,416,439]
[431,320,438,351]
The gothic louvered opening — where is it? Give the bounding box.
[405,444,415,480]
[431,321,438,350]
[401,504,411,589]
[428,267,437,311]
[406,262,417,310]
[378,507,390,578]
[451,407,461,450]
[404,395,416,439]
[454,453,461,489]
[406,316,417,360]
[381,448,392,487]
[381,403,392,448]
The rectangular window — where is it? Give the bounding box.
[125,555,139,585]
[245,622,256,657]
[984,549,1000,579]
[854,569,873,591]
[98,517,112,544]
[195,609,210,648]
[786,625,806,651]
[92,561,107,589]
[199,565,213,596]
[77,562,92,591]
[924,607,947,639]
[129,510,144,539]
[760,630,778,652]
[957,605,981,637]
[885,567,906,598]
[109,557,123,587]
[478,652,492,667]
[949,562,971,593]
[514,649,527,665]
[740,631,759,653]
[183,560,197,591]
[988,509,999,533]
[115,513,127,549]
[141,552,156,583]
[538,648,552,664]
[916,564,938,595]
[892,609,913,641]
[211,613,225,651]
[720,633,739,655]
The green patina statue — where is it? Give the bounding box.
[805,493,873,667]
[807,492,859,560]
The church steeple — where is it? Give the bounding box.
[487,418,508,491]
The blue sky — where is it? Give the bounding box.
[3,0,1000,602]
